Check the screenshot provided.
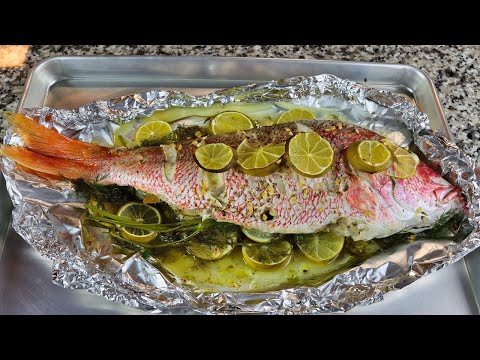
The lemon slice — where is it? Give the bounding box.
[242,240,292,270]
[295,232,344,263]
[241,227,274,244]
[287,133,334,177]
[346,140,394,173]
[382,140,420,179]
[116,202,161,243]
[276,108,316,124]
[209,111,254,135]
[135,120,173,146]
[194,143,234,173]
[237,139,285,176]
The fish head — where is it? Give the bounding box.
[394,162,466,211]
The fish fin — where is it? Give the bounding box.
[16,163,65,180]
[6,113,110,160]
[0,145,96,181]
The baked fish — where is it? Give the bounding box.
[1,114,465,241]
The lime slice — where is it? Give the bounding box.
[113,120,139,148]
[194,143,234,172]
[276,108,316,124]
[242,240,292,270]
[186,240,235,261]
[116,202,161,243]
[241,227,275,244]
[287,133,334,177]
[209,111,254,135]
[113,133,128,147]
[240,162,282,177]
[295,232,344,263]
[237,139,285,172]
[346,140,394,173]
[135,120,173,146]
[382,140,419,179]
[186,223,238,260]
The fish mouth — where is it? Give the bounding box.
[434,186,463,205]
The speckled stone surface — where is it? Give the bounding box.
[0,45,478,163]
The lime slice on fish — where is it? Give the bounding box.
[237,139,285,173]
[295,232,344,263]
[194,143,234,173]
[241,227,274,244]
[240,162,282,177]
[346,140,394,173]
[382,140,419,179]
[242,240,292,270]
[135,120,173,146]
[276,108,316,124]
[287,132,334,177]
[209,111,255,135]
[116,202,161,243]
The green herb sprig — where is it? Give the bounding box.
[85,204,215,248]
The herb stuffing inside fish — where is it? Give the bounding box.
[0,114,465,241]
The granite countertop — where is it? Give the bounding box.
[0,45,478,163]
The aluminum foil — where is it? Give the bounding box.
[2,74,479,314]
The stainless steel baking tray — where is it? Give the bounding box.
[1,55,478,314]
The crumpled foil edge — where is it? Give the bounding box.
[2,73,479,314]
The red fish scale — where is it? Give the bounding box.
[169,151,206,209]
[211,166,366,233]
[98,149,165,194]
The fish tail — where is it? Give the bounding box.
[0,145,96,180]
[5,113,110,160]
